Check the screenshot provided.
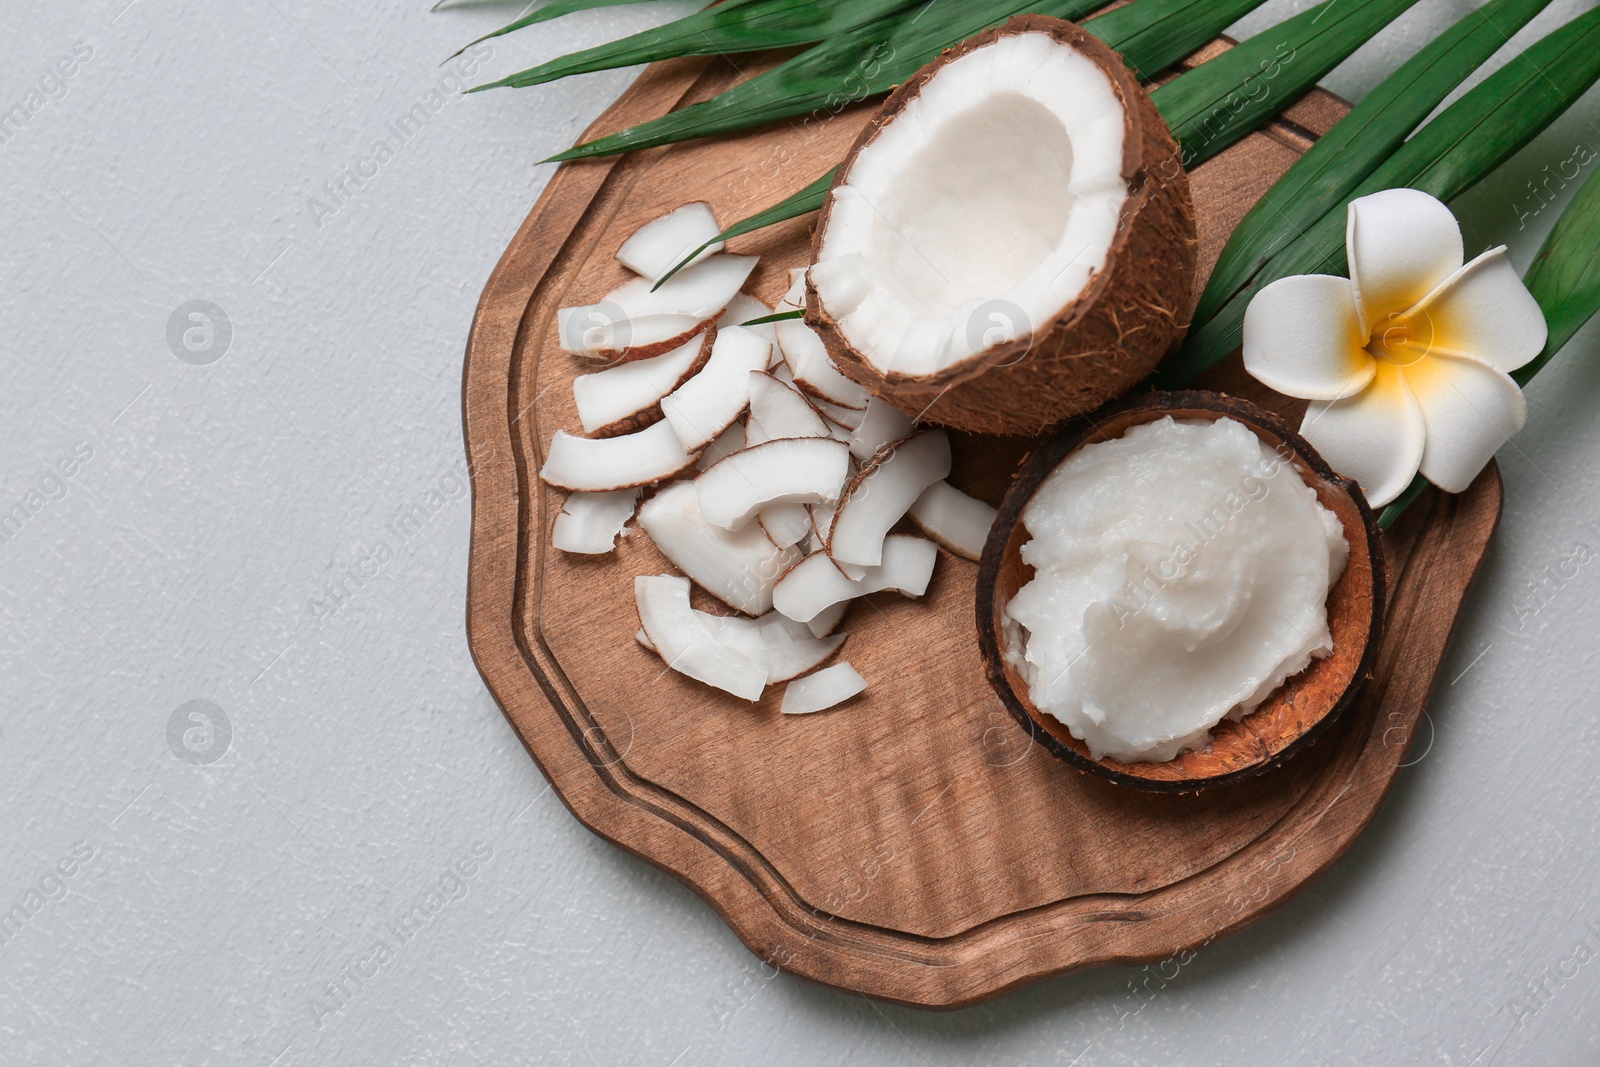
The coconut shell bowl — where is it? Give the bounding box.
[976,390,1386,793]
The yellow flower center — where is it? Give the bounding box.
[1366,311,1433,368]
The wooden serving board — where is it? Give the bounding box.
[462,42,1503,1008]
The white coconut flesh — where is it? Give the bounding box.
[696,420,746,471]
[634,600,845,693]
[779,267,809,311]
[781,662,867,715]
[748,372,832,440]
[661,326,771,450]
[552,489,641,555]
[810,503,836,542]
[635,575,768,701]
[776,318,870,409]
[637,480,803,616]
[558,253,757,358]
[829,431,952,567]
[773,535,938,624]
[719,293,778,347]
[909,481,998,562]
[758,502,813,549]
[540,419,697,492]
[811,31,1131,377]
[616,201,724,282]
[559,310,704,359]
[805,601,849,639]
[812,397,867,431]
[695,437,851,530]
[849,398,916,460]
[700,612,846,684]
[572,331,708,435]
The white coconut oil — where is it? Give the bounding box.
[1004,416,1348,763]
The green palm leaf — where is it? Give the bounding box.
[1160,5,1600,388]
[1152,0,1420,169]
[1516,164,1600,387]
[544,0,1115,163]
[470,0,925,91]
[445,0,694,58]
[1194,0,1557,333]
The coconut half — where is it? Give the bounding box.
[806,16,1196,435]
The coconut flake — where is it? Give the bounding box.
[848,397,916,460]
[908,481,997,561]
[781,662,867,715]
[635,575,768,701]
[758,502,814,549]
[701,612,846,684]
[637,480,803,616]
[720,293,778,347]
[551,489,641,555]
[559,308,704,361]
[696,420,746,470]
[773,535,937,623]
[748,372,832,440]
[560,254,757,360]
[572,331,710,436]
[661,326,771,451]
[813,397,867,431]
[776,318,869,409]
[806,601,849,639]
[695,437,851,530]
[829,431,952,567]
[779,267,809,311]
[540,420,697,492]
[617,202,724,283]
[772,553,858,624]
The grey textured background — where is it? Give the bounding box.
[4,1,1600,1064]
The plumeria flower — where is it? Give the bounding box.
[1242,188,1547,507]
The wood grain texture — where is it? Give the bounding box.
[462,46,1503,1008]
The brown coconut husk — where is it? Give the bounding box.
[806,15,1197,437]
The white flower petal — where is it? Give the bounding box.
[1243,274,1376,400]
[1402,351,1527,494]
[1347,189,1464,335]
[1300,361,1425,508]
[1404,247,1548,373]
